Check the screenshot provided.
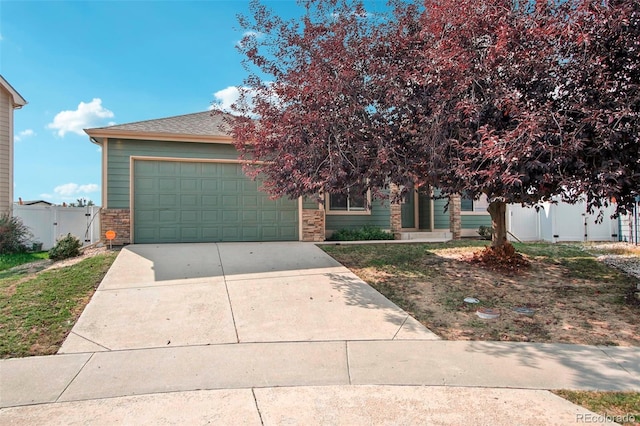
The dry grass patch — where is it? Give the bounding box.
[322,241,640,346]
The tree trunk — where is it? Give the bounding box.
[487,200,508,249]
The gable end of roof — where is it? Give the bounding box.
[0,75,27,108]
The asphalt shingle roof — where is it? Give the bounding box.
[89,111,230,137]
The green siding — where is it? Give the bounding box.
[303,196,320,210]
[433,198,450,229]
[461,214,492,229]
[432,191,491,230]
[461,197,473,211]
[325,197,390,231]
[107,139,240,208]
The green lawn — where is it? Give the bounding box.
[553,390,640,425]
[0,251,48,272]
[0,252,117,358]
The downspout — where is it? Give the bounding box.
[430,187,435,232]
[633,201,638,245]
[618,213,622,242]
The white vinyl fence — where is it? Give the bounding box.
[508,199,619,243]
[13,205,101,250]
[619,201,640,244]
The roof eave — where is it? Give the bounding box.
[0,75,27,108]
[84,128,234,145]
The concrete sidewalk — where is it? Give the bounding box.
[2,340,639,407]
[1,242,638,424]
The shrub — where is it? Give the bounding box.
[0,214,32,254]
[328,225,395,241]
[49,234,82,261]
[478,225,493,240]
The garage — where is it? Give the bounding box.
[132,159,298,243]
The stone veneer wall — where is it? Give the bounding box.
[301,209,325,242]
[390,203,401,237]
[449,194,461,240]
[389,183,401,238]
[101,209,131,245]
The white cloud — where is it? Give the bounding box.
[214,85,267,113]
[214,86,242,111]
[47,98,114,137]
[236,31,264,48]
[243,31,263,39]
[40,193,53,200]
[53,183,99,197]
[15,129,35,141]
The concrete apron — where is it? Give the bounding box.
[0,386,615,425]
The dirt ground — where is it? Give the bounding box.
[329,243,640,347]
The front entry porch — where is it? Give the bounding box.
[396,188,456,242]
[398,230,452,242]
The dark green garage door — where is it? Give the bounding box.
[133,160,298,243]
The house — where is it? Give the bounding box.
[86,111,491,245]
[0,75,27,215]
[16,199,54,206]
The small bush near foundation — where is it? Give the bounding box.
[0,214,31,254]
[328,225,395,241]
[49,234,82,261]
[478,225,493,240]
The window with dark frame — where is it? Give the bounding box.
[328,187,367,212]
[461,193,490,212]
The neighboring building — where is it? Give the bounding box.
[0,75,27,215]
[17,199,54,206]
[84,111,491,245]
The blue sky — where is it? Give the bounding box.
[0,0,305,205]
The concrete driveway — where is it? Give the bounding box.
[59,242,438,353]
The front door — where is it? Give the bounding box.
[401,190,417,229]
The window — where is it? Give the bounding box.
[462,193,490,213]
[327,187,370,214]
